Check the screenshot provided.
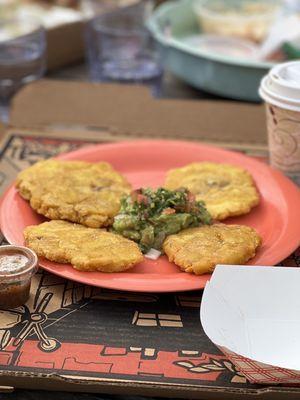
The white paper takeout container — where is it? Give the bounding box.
[201,265,300,384]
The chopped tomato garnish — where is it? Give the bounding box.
[162,207,176,215]
[131,188,142,202]
[137,194,149,205]
[187,192,196,202]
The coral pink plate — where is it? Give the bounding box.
[1,140,300,292]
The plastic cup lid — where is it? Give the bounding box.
[259,61,300,111]
[0,245,38,278]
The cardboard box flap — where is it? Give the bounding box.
[10,79,152,128]
[10,80,267,147]
[0,113,300,395]
[201,265,300,371]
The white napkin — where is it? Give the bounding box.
[258,13,300,60]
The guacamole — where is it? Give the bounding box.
[112,187,212,253]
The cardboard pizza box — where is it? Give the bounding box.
[2,80,298,399]
[7,79,267,151]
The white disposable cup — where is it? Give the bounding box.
[259,61,300,176]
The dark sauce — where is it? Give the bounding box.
[0,248,35,309]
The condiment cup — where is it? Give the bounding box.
[0,245,38,309]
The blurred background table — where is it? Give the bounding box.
[48,63,221,101]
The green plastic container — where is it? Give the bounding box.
[282,42,300,60]
[147,0,277,101]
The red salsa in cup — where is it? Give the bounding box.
[0,245,38,309]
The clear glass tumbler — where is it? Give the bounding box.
[0,16,46,123]
[81,0,153,19]
[85,2,163,96]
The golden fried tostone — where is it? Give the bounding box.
[163,224,261,275]
[16,159,131,228]
[24,220,144,272]
[165,162,260,220]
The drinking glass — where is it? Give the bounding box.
[81,0,153,19]
[84,2,163,96]
[0,17,46,123]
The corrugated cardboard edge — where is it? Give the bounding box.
[0,385,13,393]
[1,370,300,399]
[1,127,268,156]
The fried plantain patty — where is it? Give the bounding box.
[17,159,131,228]
[163,224,261,275]
[24,220,144,272]
[165,162,260,220]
